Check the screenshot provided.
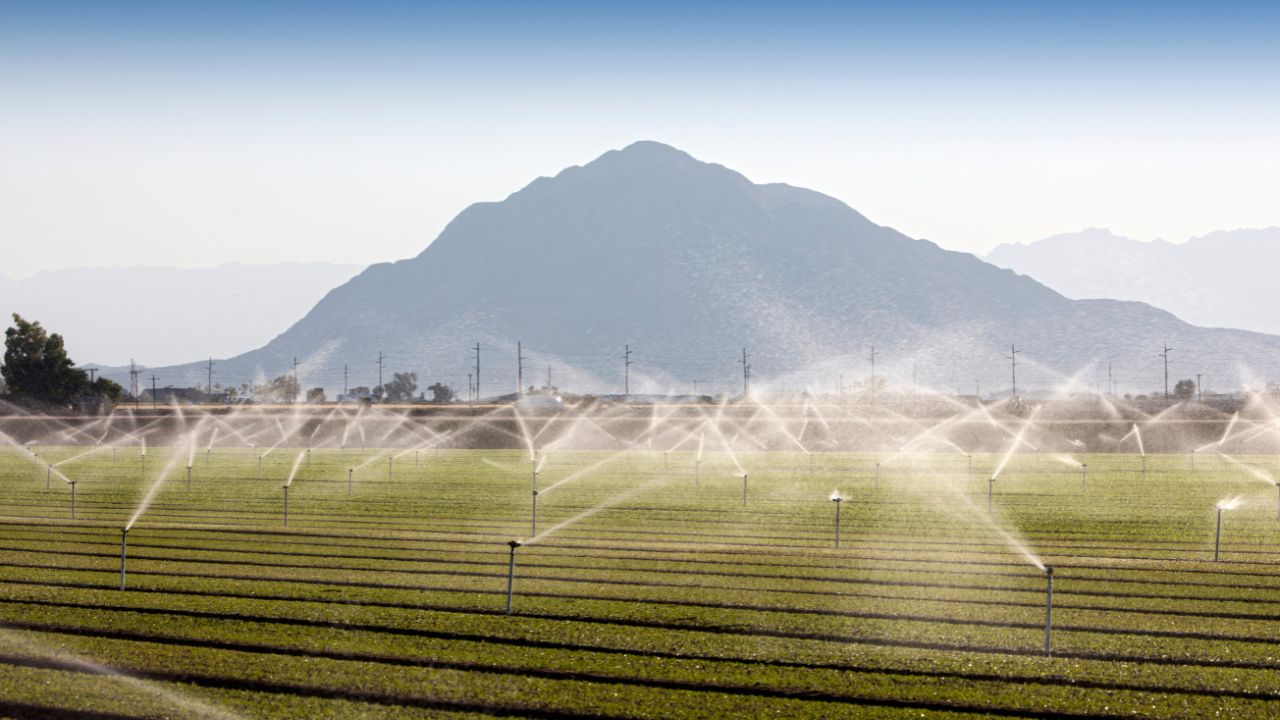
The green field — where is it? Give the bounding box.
[2,447,1280,718]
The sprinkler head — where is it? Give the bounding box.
[532,489,538,496]
[508,539,523,549]
[1045,565,1053,577]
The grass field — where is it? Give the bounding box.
[2,446,1280,718]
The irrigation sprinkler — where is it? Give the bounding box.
[831,493,843,548]
[988,476,995,514]
[967,454,973,477]
[46,464,51,490]
[415,450,420,467]
[1141,455,1147,479]
[186,465,192,491]
[388,456,393,481]
[695,459,701,487]
[69,480,77,519]
[258,455,263,480]
[118,528,128,590]
[1214,507,1224,561]
[1080,463,1087,492]
[347,468,353,497]
[282,485,290,526]
[112,447,117,462]
[808,452,814,475]
[1043,566,1054,655]
[531,490,539,535]
[206,447,211,465]
[1189,450,1195,469]
[306,447,311,468]
[1276,485,1280,522]
[505,540,523,615]
[874,462,880,490]
[663,451,669,470]
[742,473,749,506]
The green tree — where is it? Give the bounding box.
[1173,378,1197,400]
[2,313,120,406]
[383,372,418,402]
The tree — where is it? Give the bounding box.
[1173,378,1197,400]
[427,382,453,403]
[306,387,325,403]
[383,372,418,402]
[2,314,120,407]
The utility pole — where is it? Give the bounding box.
[1197,372,1202,402]
[514,340,524,394]
[206,358,214,394]
[151,376,157,410]
[343,364,349,396]
[1008,344,1021,398]
[377,351,385,394]
[1160,341,1173,400]
[292,357,299,403]
[467,373,473,404]
[87,367,97,383]
[740,348,751,398]
[473,343,481,403]
[622,344,633,395]
[869,345,878,402]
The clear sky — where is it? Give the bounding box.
[2,0,1278,278]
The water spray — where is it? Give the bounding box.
[831,492,843,548]
[118,528,128,590]
[505,539,522,615]
[1043,566,1054,655]
[1212,498,1243,560]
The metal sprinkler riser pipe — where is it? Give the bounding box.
[505,540,523,615]
[347,468,353,496]
[69,481,77,519]
[1043,566,1055,655]
[531,490,538,536]
[1214,508,1223,562]
[283,485,290,526]
[119,529,128,591]
[832,497,843,548]
[742,474,749,506]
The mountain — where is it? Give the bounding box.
[115,142,1280,397]
[987,228,1280,336]
[0,263,363,367]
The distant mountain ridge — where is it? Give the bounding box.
[986,227,1280,335]
[0,263,363,367]
[106,142,1280,396]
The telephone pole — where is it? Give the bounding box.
[622,344,633,395]
[343,364,349,396]
[87,367,97,383]
[376,351,385,393]
[150,376,158,409]
[516,341,525,395]
[1162,340,1172,397]
[1197,372,1202,402]
[292,357,299,403]
[1008,344,1021,398]
[206,358,214,395]
[740,348,751,398]
[473,343,481,403]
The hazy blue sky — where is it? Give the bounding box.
[3,1,1278,278]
